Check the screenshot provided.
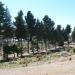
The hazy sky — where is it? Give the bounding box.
[1,0,75,29]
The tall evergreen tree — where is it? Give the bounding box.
[25,11,36,41]
[51,28,57,47]
[35,19,43,52]
[56,25,64,46]
[14,10,27,57]
[72,27,75,42]
[25,11,36,53]
[64,24,71,46]
[14,10,26,42]
[0,2,5,23]
[0,2,5,35]
[3,7,14,39]
[42,15,55,51]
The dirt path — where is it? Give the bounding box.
[0,55,75,75]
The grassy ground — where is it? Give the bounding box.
[0,46,74,69]
[0,52,61,68]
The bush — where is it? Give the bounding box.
[3,44,24,60]
[66,47,75,54]
[12,44,18,53]
[3,45,12,54]
[12,44,23,56]
[73,48,75,53]
[3,45,13,60]
[66,47,71,52]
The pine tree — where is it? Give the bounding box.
[25,11,36,53]
[3,7,14,39]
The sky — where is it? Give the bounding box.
[1,0,75,29]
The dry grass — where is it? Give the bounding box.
[0,52,61,68]
[0,55,75,75]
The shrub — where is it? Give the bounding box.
[66,48,71,52]
[3,45,12,54]
[3,45,13,60]
[12,44,23,57]
[66,47,75,54]
[3,44,24,60]
[12,44,17,53]
[73,48,75,53]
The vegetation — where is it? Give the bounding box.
[72,27,75,42]
[0,1,75,65]
[0,52,60,68]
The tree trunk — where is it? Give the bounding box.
[18,39,20,45]
[27,40,29,53]
[17,53,19,57]
[20,39,22,46]
[13,53,15,59]
[37,39,39,52]
[3,53,7,60]
[7,38,9,45]
[3,51,8,60]
[21,50,23,58]
[18,39,22,46]
[44,40,48,56]
[44,40,47,52]
[31,43,34,54]
[55,42,57,49]
[30,37,34,54]
[7,54,8,60]
[68,40,69,47]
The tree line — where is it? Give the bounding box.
[0,1,75,60]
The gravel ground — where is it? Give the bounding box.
[0,55,75,75]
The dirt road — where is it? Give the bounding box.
[0,56,75,75]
